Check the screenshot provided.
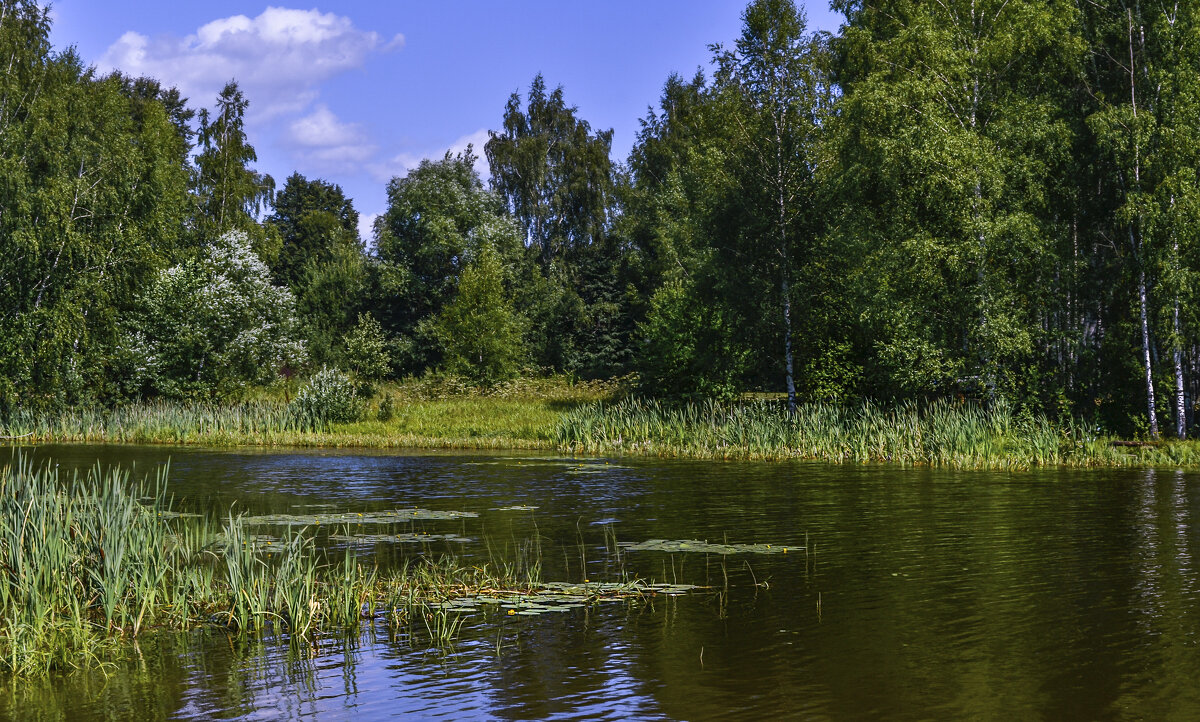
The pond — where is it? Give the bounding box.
[2,444,1199,720]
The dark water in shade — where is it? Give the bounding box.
[3,444,1200,721]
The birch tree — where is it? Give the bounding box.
[1086,1,1200,438]
[832,0,1083,401]
[714,0,833,413]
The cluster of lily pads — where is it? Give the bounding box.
[426,581,702,616]
[622,539,802,555]
[241,508,478,525]
[329,532,471,546]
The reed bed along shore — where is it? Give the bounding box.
[6,382,1200,468]
[0,457,651,677]
[553,398,1200,469]
[0,397,565,449]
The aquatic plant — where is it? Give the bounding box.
[0,456,680,677]
[552,397,1184,469]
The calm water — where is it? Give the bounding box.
[3,444,1200,720]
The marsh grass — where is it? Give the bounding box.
[0,456,660,677]
[553,397,1200,469]
[10,375,1195,468]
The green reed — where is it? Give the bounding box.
[553,397,1197,469]
[0,400,306,445]
[0,456,572,677]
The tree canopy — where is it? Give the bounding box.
[7,0,1200,437]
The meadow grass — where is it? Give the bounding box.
[0,376,616,450]
[553,397,1200,469]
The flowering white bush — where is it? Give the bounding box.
[125,231,307,398]
[289,367,362,427]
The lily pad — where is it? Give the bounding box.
[623,539,801,555]
[151,509,202,519]
[329,532,471,545]
[241,508,478,526]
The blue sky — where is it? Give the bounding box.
[46,1,843,240]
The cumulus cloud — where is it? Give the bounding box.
[99,7,402,119]
[357,213,380,246]
[285,105,377,172]
[370,128,493,184]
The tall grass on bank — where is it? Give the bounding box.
[0,456,597,677]
[553,398,1200,469]
[0,375,620,448]
[0,400,310,445]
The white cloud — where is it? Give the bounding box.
[285,105,376,172]
[99,7,401,119]
[358,213,380,246]
[369,128,493,184]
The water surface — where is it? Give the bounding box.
[3,444,1199,720]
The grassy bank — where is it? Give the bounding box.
[0,456,656,677]
[554,398,1200,469]
[0,377,615,450]
[5,377,1200,468]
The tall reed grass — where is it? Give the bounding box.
[0,456,560,676]
[0,400,307,445]
[553,398,1200,469]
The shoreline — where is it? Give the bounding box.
[6,391,1200,470]
[11,427,1200,472]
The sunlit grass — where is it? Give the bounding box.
[553,397,1200,469]
[7,375,1200,468]
[0,376,618,449]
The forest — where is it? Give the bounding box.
[4,0,1200,441]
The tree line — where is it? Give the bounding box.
[3,0,1200,438]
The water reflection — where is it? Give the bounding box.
[2,445,1199,719]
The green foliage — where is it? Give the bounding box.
[289,367,364,428]
[486,74,615,266]
[10,0,1200,439]
[374,150,524,373]
[433,244,527,384]
[122,232,306,399]
[267,173,361,287]
[637,279,746,401]
[485,75,634,376]
[376,393,397,422]
[0,455,597,676]
[710,0,835,410]
[295,233,369,366]
[193,81,275,253]
[0,2,191,410]
[831,0,1082,401]
[343,313,391,381]
[554,397,1110,469]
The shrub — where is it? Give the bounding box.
[124,231,307,399]
[289,368,363,428]
[343,313,391,382]
[376,393,396,422]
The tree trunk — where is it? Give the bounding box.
[1128,10,1158,438]
[1175,296,1186,439]
[775,111,796,415]
[780,183,796,415]
[783,262,796,415]
[1140,269,1159,438]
